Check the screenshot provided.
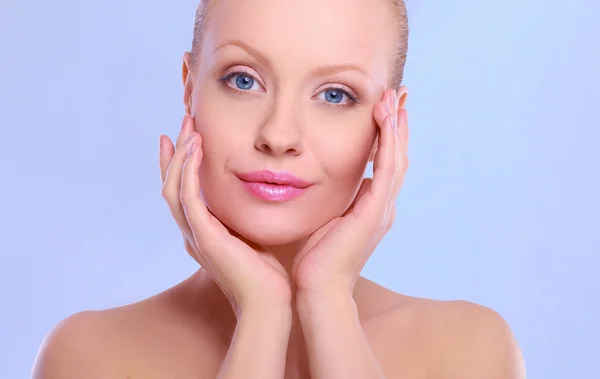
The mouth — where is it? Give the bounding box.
[236,170,312,202]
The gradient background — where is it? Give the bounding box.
[1,0,598,378]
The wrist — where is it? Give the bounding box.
[235,296,292,319]
[237,303,293,325]
[295,289,357,316]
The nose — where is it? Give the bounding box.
[254,106,303,156]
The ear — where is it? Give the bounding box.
[397,86,408,110]
[182,52,193,115]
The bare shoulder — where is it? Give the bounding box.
[32,310,128,379]
[388,295,526,379]
[354,279,525,378]
[32,286,222,379]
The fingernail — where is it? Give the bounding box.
[158,135,164,151]
[392,90,398,111]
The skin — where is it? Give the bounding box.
[32,0,526,378]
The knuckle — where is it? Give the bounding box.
[184,239,198,256]
[179,191,189,207]
[387,213,396,230]
[179,189,195,211]
[160,185,172,202]
[383,218,393,233]
[179,182,189,201]
[381,207,395,232]
[374,214,388,232]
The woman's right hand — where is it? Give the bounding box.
[159,115,292,316]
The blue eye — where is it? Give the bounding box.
[219,71,263,92]
[324,89,344,103]
[316,87,357,106]
[235,75,255,90]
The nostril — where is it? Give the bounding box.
[256,143,272,153]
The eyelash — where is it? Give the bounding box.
[218,68,264,95]
[217,69,360,108]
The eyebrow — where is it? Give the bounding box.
[310,64,369,79]
[214,40,272,70]
[214,39,370,80]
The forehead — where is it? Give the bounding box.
[204,0,395,85]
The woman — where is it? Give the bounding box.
[33,0,526,378]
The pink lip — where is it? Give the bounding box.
[236,170,312,202]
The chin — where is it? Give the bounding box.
[203,192,326,247]
[221,206,317,247]
[235,221,309,247]
[200,179,350,248]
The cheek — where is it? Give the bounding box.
[189,84,267,215]
[191,85,262,164]
[306,118,375,218]
[314,119,376,184]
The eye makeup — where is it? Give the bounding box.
[216,65,362,109]
[218,66,266,95]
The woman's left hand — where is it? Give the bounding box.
[292,87,409,298]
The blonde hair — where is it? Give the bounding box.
[189,0,409,87]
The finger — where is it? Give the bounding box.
[160,132,194,255]
[370,112,397,207]
[180,136,235,269]
[396,108,409,175]
[343,178,372,217]
[180,135,214,238]
[386,205,397,231]
[393,109,409,189]
[400,108,409,152]
[374,89,397,122]
[176,115,194,150]
[386,109,409,206]
[372,89,396,172]
[373,102,389,127]
[160,115,193,184]
[159,135,175,184]
[161,132,198,241]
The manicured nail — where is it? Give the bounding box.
[159,135,164,151]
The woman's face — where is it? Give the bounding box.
[184,0,398,246]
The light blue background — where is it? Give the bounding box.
[1,0,598,378]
